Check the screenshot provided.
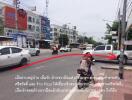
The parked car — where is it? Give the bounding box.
[0,46,31,68]
[60,47,71,52]
[83,44,132,64]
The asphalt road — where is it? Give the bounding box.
[0,49,131,100]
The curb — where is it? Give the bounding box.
[101,66,132,71]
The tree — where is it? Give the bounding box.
[59,34,69,46]
[78,36,83,43]
[105,23,112,44]
[111,21,119,31]
[104,21,119,44]
[104,35,112,44]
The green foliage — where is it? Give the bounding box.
[111,21,119,31]
[59,34,69,46]
[105,21,119,44]
[104,35,112,44]
[78,36,84,43]
[78,36,102,47]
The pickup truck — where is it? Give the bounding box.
[83,45,132,64]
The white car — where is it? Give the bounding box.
[60,47,71,52]
[0,46,31,68]
[25,47,40,56]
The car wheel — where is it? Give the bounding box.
[36,51,40,56]
[20,58,28,66]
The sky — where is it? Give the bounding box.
[0,0,119,41]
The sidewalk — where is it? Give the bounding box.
[102,69,132,100]
[101,65,132,71]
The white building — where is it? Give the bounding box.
[50,24,62,44]
[51,24,79,46]
[26,11,41,48]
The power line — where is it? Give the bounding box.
[115,0,121,19]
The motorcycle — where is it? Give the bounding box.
[77,69,91,89]
[52,50,58,55]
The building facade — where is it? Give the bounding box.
[51,24,79,47]
[0,2,52,48]
[39,16,52,48]
[0,2,4,36]
[26,11,41,48]
[0,2,28,47]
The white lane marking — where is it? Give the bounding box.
[88,90,100,98]
[88,72,105,100]
[63,85,77,100]
[35,66,47,69]
[94,83,104,88]
[99,94,103,100]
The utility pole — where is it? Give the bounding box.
[119,0,127,79]
[45,0,49,17]
[13,0,20,46]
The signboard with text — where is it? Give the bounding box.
[4,6,27,30]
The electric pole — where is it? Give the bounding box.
[119,0,127,79]
[45,0,49,17]
[13,0,20,46]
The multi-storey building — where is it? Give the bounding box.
[0,2,28,47]
[0,2,4,36]
[50,24,62,44]
[51,24,79,47]
[40,16,52,48]
[0,2,52,48]
[26,11,41,48]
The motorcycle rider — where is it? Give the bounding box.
[52,46,58,55]
[80,54,95,84]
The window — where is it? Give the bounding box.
[11,48,22,53]
[95,46,105,50]
[36,26,40,32]
[36,19,40,24]
[28,16,32,22]
[33,18,35,23]
[60,29,62,32]
[32,26,35,31]
[126,45,132,50]
[28,25,32,30]
[107,46,111,50]
[54,28,57,31]
[0,48,10,55]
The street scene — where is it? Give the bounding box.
[0,0,132,100]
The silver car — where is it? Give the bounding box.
[0,46,31,68]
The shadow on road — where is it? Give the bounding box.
[0,65,20,73]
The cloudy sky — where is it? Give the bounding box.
[0,0,119,40]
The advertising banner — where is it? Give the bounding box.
[4,6,16,28]
[17,9,27,30]
[4,6,27,30]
